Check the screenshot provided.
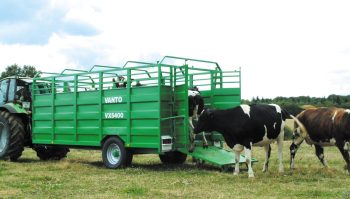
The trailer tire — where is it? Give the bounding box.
[33,146,70,160]
[159,151,187,164]
[0,111,25,161]
[102,137,126,169]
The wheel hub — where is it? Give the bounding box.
[107,143,121,165]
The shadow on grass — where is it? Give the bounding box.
[82,160,248,173]
[12,158,41,163]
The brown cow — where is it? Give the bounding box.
[290,107,350,173]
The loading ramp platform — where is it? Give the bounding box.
[178,146,258,169]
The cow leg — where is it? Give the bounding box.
[202,132,208,148]
[315,145,328,167]
[233,144,243,176]
[290,140,303,169]
[262,144,271,172]
[188,117,195,152]
[277,132,284,173]
[336,142,350,173]
[290,143,298,169]
[244,144,254,178]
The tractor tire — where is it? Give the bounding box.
[0,111,25,161]
[159,151,187,164]
[102,137,127,169]
[33,146,70,161]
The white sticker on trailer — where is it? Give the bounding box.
[105,112,124,119]
[104,96,123,103]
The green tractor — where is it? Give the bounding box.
[0,77,69,161]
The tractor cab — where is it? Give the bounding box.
[0,77,32,112]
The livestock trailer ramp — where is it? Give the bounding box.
[32,56,256,169]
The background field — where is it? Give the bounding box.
[1,140,350,199]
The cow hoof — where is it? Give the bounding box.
[203,144,209,149]
[262,168,267,173]
[234,172,239,176]
[248,173,255,178]
[188,147,195,153]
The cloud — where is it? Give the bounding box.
[1,0,350,99]
[0,0,99,45]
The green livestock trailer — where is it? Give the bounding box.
[0,56,256,169]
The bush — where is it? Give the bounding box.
[284,126,293,140]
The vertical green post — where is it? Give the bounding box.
[220,71,223,88]
[74,75,78,141]
[189,74,193,89]
[210,71,215,107]
[98,72,103,143]
[157,63,162,153]
[126,69,131,146]
[239,68,241,101]
[184,65,189,147]
[51,77,55,144]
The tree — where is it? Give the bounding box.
[1,64,40,78]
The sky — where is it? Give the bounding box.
[0,0,350,99]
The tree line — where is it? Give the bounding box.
[242,95,350,115]
[1,64,39,78]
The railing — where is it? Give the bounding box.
[32,56,240,95]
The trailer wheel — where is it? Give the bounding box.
[159,151,187,164]
[33,146,70,160]
[0,111,25,161]
[102,137,126,169]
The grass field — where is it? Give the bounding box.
[1,140,350,199]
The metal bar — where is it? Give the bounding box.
[60,69,88,75]
[184,65,189,148]
[160,115,185,121]
[127,69,131,147]
[160,55,222,71]
[157,63,162,153]
[98,72,103,145]
[74,75,78,142]
[122,61,154,68]
[51,77,55,143]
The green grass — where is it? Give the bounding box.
[1,141,349,199]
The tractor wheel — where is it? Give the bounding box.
[159,151,187,164]
[0,111,25,161]
[33,146,70,160]
[102,137,127,169]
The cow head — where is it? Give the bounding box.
[193,109,215,134]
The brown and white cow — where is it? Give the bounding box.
[290,107,350,173]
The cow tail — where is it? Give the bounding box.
[289,114,308,139]
[281,108,291,121]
